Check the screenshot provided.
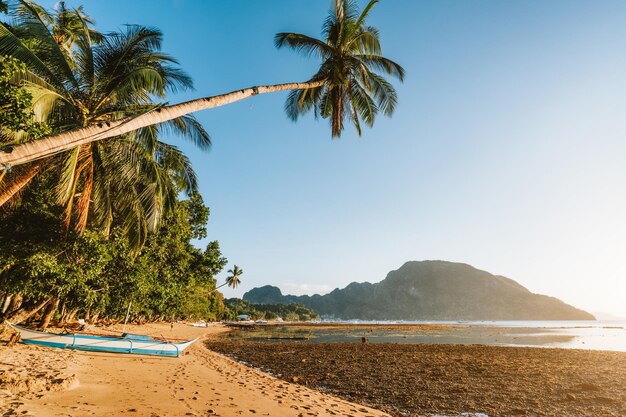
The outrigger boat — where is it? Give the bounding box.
[7,322,196,357]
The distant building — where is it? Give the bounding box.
[237,314,250,321]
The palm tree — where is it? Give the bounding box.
[0,0,403,169]
[276,0,405,137]
[0,2,209,248]
[225,265,243,289]
[212,265,243,293]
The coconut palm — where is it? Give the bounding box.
[0,2,209,248]
[225,265,243,289]
[209,265,243,296]
[276,0,405,137]
[0,0,403,169]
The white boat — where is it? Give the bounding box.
[7,322,196,357]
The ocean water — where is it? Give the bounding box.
[232,320,626,352]
[338,320,626,351]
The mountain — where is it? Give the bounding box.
[243,261,595,320]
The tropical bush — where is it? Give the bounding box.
[224,298,319,322]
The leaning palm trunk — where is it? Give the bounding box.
[207,282,229,295]
[39,297,60,330]
[0,160,46,206]
[5,297,51,325]
[0,81,324,168]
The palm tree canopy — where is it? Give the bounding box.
[226,265,243,289]
[275,0,405,138]
[0,1,210,250]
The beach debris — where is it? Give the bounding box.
[6,333,20,347]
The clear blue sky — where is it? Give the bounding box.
[41,0,626,317]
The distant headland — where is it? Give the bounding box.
[243,260,595,321]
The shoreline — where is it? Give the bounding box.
[225,321,626,353]
[0,322,389,416]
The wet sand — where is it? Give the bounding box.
[0,322,388,416]
[207,339,626,417]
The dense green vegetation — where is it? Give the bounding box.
[0,1,230,328]
[0,2,210,248]
[224,298,319,322]
[0,57,50,139]
[0,176,231,327]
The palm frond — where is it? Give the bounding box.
[155,142,198,194]
[348,88,362,136]
[355,54,405,81]
[92,26,192,110]
[349,79,377,126]
[158,114,211,151]
[274,32,333,59]
[0,23,63,88]
[72,10,95,91]
[354,0,379,28]
[13,0,79,90]
[358,68,397,116]
[55,145,80,205]
[348,28,381,55]
[284,86,322,121]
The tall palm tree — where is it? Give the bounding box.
[276,0,404,137]
[0,0,403,169]
[0,2,209,248]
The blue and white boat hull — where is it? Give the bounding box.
[7,323,196,357]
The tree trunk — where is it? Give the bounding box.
[0,161,46,206]
[58,303,67,323]
[0,80,325,168]
[39,297,60,330]
[1,293,12,314]
[7,293,23,314]
[66,307,79,323]
[7,297,51,324]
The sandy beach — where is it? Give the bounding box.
[0,323,388,417]
[3,322,626,417]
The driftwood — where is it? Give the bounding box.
[6,332,20,347]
